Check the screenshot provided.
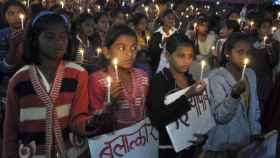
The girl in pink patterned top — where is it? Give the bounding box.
[89,25,149,133]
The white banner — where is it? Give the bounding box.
[166,90,216,152]
[88,118,159,158]
[238,130,278,158]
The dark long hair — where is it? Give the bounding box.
[22,12,72,65]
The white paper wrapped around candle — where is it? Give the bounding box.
[164,79,208,105]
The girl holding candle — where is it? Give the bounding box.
[200,33,262,158]
[0,2,27,151]
[89,25,149,131]
[131,13,152,77]
[147,33,206,158]
[3,12,92,158]
[188,14,217,80]
[72,13,98,73]
[250,18,280,130]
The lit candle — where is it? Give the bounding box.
[60,1,64,8]
[272,26,277,33]
[79,48,84,63]
[125,13,129,19]
[250,21,254,29]
[87,8,91,13]
[170,3,174,9]
[96,47,102,56]
[19,14,25,30]
[97,5,101,12]
[200,60,206,80]
[241,58,249,80]
[193,22,197,32]
[237,18,241,24]
[146,35,151,46]
[112,58,119,80]
[107,76,112,103]
[79,6,83,13]
[263,35,268,46]
[278,12,280,20]
[178,22,182,30]
[144,6,149,15]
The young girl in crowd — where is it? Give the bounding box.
[0,2,26,154]
[147,33,207,158]
[250,18,279,129]
[3,12,91,158]
[189,14,217,80]
[200,33,262,158]
[0,1,26,77]
[132,13,151,76]
[216,19,240,66]
[72,13,97,73]
[149,9,177,73]
[89,25,149,132]
[92,12,110,48]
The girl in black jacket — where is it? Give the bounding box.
[147,33,206,158]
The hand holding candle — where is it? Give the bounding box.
[241,58,249,80]
[112,58,119,81]
[200,60,206,80]
[19,14,25,30]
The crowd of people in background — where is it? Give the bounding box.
[0,0,280,157]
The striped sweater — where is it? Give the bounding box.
[89,67,149,130]
[3,62,90,158]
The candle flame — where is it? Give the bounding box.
[113,58,118,66]
[19,14,25,20]
[272,26,277,33]
[244,58,249,65]
[201,60,206,68]
[146,35,151,41]
[250,21,254,26]
[211,46,215,51]
[107,76,112,85]
[60,1,64,8]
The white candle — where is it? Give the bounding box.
[97,5,101,12]
[193,22,197,32]
[112,58,119,80]
[237,18,241,24]
[79,48,84,63]
[107,76,112,103]
[96,47,102,56]
[178,22,182,30]
[241,58,249,80]
[19,14,25,30]
[278,12,280,20]
[200,60,206,80]
[60,1,64,8]
[272,26,277,33]
[144,6,149,15]
[250,21,254,30]
[263,35,268,46]
[146,35,151,46]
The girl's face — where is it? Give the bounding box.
[229,40,251,70]
[38,24,68,61]
[197,22,208,34]
[5,5,25,30]
[136,18,148,32]
[97,15,110,33]
[113,13,126,26]
[80,18,95,37]
[258,22,271,37]
[167,45,193,73]
[163,13,176,29]
[228,13,240,21]
[219,25,232,38]
[109,35,138,69]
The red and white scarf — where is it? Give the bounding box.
[29,62,66,158]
